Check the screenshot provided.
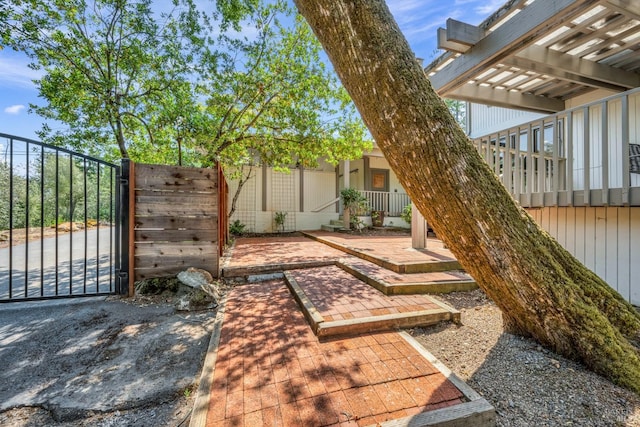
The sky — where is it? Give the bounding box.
[0,0,504,141]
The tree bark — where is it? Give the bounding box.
[294,0,640,393]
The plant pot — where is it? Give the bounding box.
[372,210,384,227]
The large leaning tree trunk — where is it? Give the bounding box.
[294,0,640,393]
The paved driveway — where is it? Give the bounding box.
[0,227,115,300]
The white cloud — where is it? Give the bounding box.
[475,0,508,16]
[0,54,42,89]
[4,104,26,114]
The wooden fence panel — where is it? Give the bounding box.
[132,163,224,282]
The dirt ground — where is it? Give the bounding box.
[0,293,218,427]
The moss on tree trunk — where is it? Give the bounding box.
[294,0,640,393]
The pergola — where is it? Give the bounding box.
[425,0,640,113]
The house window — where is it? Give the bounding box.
[370,169,389,192]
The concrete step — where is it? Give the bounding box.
[329,219,345,226]
[284,265,460,338]
[320,224,344,232]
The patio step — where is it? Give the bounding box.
[329,219,345,226]
[284,265,460,338]
[303,231,463,274]
[338,258,477,295]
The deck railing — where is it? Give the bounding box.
[359,190,410,216]
[471,87,640,207]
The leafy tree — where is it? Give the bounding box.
[2,0,370,218]
[189,2,370,215]
[445,99,466,128]
[1,0,200,159]
[294,0,640,393]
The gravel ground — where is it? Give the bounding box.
[412,290,640,427]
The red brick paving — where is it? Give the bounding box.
[287,266,442,321]
[226,237,346,270]
[206,281,465,426]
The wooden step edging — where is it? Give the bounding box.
[337,261,478,295]
[283,270,461,338]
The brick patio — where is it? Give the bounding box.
[191,233,494,427]
[205,281,468,427]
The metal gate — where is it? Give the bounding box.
[0,133,128,302]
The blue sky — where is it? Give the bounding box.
[0,0,502,141]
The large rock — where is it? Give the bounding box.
[176,268,220,311]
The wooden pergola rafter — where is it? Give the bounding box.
[426,0,640,113]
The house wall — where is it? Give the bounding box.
[368,156,405,194]
[527,206,640,306]
[228,164,339,233]
[468,103,545,138]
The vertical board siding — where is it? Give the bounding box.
[608,99,622,189]
[304,171,337,213]
[230,167,339,232]
[133,163,220,281]
[468,103,544,138]
[618,207,631,301]
[527,206,640,305]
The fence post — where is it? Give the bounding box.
[116,158,132,295]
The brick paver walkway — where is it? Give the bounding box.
[287,266,443,321]
[206,281,465,427]
[225,237,346,271]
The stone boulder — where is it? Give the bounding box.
[175,268,220,311]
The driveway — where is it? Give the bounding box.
[0,296,215,425]
[0,228,115,300]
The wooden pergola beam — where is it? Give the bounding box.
[511,44,640,90]
[430,0,593,95]
[448,84,566,113]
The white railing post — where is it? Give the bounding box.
[583,106,591,205]
[622,94,630,205]
[601,101,609,205]
[552,115,559,205]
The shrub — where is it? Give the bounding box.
[230,219,246,236]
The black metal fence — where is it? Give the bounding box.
[0,133,125,301]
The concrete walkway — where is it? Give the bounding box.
[191,233,494,427]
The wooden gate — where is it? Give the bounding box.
[125,162,226,294]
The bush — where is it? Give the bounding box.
[340,187,368,215]
[230,219,246,236]
[401,204,412,224]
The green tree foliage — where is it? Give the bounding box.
[2,0,370,216]
[0,150,115,231]
[1,0,201,159]
[445,99,466,128]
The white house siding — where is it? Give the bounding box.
[304,170,337,213]
[468,103,545,138]
[228,165,339,233]
[527,206,640,306]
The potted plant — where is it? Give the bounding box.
[371,210,384,227]
[340,188,368,230]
